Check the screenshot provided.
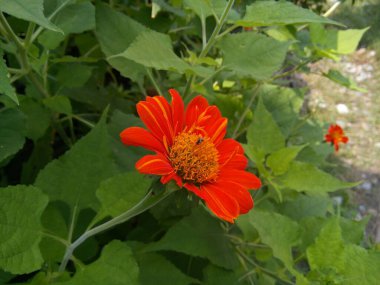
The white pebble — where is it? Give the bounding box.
[336,103,350,114]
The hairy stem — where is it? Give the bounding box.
[58,187,176,272]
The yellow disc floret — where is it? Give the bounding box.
[169,132,219,184]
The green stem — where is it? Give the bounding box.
[0,12,24,50]
[42,232,69,246]
[231,84,261,139]
[58,187,177,272]
[183,0,235,99]
[146,68,163,96]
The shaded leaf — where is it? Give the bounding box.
[43,95,72,114]
[0,108,25,163]
[138,252,197,285]
[59,241,139,285]
[147,207,239,270]
[96,172,152,218]
[35,116,117,211]
[239,209,301,269]
[0,49,18,105]
[0,185,48,274]
[203,264,239,285]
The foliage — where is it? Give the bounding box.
[0,0,377,284]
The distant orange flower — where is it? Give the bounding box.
[325,124,349,152]
[120,89,261,222]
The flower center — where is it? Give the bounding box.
[169,132,219,184]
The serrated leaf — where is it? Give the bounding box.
[35,116,117,211]
[147,207,239,270]
[56,63,94,88]
[95,4,147,81]
[340,216,369,244]
[138,253,197,285]
[0,49,18,105]
[118,30,189,73]
[247,97,285,155]
[236,1,341,27]
[276,161,357,194]
[267,145,306,176]
[59,241,139,285]
[239,209,301,269]
[0,108,26,163]
[341,245,380,285]
[96,172,151,218]
[0,185,48,274]
[306,218,345,271]
[219,33,290,80]
[0,0,61,33]
[323,69,367,92]
[279,195,331,221]
[43,96,72,114]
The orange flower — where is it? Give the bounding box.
[325,124,349,152]
[120,89,261,222]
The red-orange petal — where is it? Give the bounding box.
[169,89,185,135]
[218,139,247,169]
[120,127,166,154]
[212,180,253,214]
[136,154,173,175]
[185,95,209,128]
[200,183,240,223]
[218,169,261,190]
[160,172,183,188]
[137,101,173,144]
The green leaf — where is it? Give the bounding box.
[43,95,72,114]
[203,265,239,285]
[0,108,26,163]
[19,98,50,141]
[310,24,369,56]
[267,145,306,176]
[39,203,68,262]
[0,185,48,274]
[276,161,357,194]
[95,4,147,81]
[35,116,117,211]
[260,85,305,136]
[236,1,341,27]
[219,33,290,80]
[147,207,239,270]
[340,216,369,244]
[306,218,345,271]
[184,0,227,19]
[38,2,95,49]
[340,245,380,285]
[96,172,151,218]
[118,30,190,74]
[323,69,367,92]
[247,97,285,155]
[0,49,18,105]
[240,209,301,269]
[278,195,331,222]
[53,2,95,34]
[59,241,139,285]
[138,252,197,285]
[0,0,61,32]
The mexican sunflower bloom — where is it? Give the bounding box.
[325,124,349,152]
[120,89,261,222]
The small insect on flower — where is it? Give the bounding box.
[120,89,261,223]
[196,137,204,145]
[325,124,349,152]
